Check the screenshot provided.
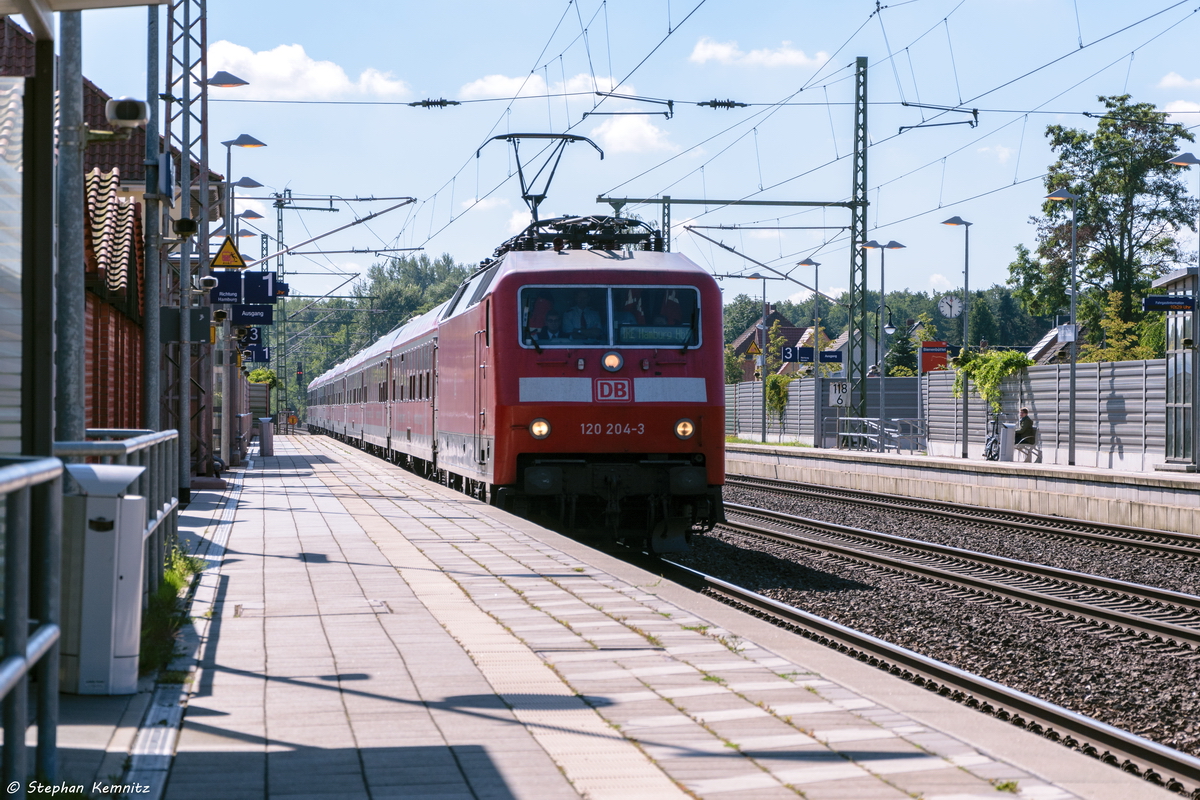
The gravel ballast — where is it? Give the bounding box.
[674,487,1200,757]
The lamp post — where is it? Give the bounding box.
[942,217,972,458]
[1046,188,1080,466]
[1166,152,1200,469]
[218,135,265,468]
[862,240,904,450]
[747,272,785,443]
[798,258,822,446]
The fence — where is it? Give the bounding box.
[0,456,64,789]
[923,360,1166,469]
[725,377,919,447]
[724,359,1167,469]
[54,429,181,604]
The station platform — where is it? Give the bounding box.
[55,435,1176,799]
[728,443,1200,536]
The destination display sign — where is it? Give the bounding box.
[1142,295,1196,312]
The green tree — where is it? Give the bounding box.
[724,344,744,384]
[765,374,794,435]
[1007,94,1197,337]
[766,319,787,375]
[952,349,1035,411]
[884,326,917,376]
[1078,291,1158,362]
[247,368,279,390]
[723,293,761,344]
[968,291,1000,350]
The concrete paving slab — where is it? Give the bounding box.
[87,436,1174,800]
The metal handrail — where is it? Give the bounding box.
[0,456,64,789]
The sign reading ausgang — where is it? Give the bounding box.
[819,350,843,363]
[232,304,274,325]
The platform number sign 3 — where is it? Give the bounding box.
[829,382,850,407]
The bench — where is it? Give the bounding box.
[1014,429,1041,463]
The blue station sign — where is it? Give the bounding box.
[232,304,274,325]
[819,350,844,363]
[781,346,814,363]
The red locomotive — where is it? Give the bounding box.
[307,215,725,552]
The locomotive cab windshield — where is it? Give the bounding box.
[520,285,699,348]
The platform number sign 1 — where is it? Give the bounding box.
[829,381,850,408]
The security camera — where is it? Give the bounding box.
[213,310,228,323]
[199,276,219,291]
[173,218,198,237]
[105,98,148,129]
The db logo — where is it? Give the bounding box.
[595,379,631,402]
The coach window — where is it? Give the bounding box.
[520,286,610,346]
[612,286,700,347]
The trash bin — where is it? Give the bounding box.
[999,423,1016,462]
[61,464,148,695]
[259,417,274,457]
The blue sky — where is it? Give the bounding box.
[74,0,1200,311]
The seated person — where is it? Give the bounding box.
[1015,407,1036,445]
[564,289,604,340]
[537,312,568,342]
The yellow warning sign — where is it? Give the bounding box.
[212,235,247,269]
[745,341,762,355]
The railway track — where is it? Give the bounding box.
[661,558,1200,799]
[724,475,1200,560]
[722,503,1200,653]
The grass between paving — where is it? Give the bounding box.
[139,546,205,675]
[724,435,809,447]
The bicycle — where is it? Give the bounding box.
[983,412,1002,461]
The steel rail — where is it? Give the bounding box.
[665,560,1200,797]
[722,504,1200,649]
[725,475,1200,558]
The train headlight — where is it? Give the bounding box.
[674,418,695,439]
[601,351,623,372]
[530,418,551,439]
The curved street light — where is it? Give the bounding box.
[942,216,972,458]
[1046,188,1080,465]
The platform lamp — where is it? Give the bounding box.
[862,240,905,450]
[221,135,266,235]
[746,272,786,443]
[942,216,972,458]
[217,137,265,469]
[798,258,822,445]
[1046,188,1081,466]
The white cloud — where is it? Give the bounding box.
[787,289,813,303]
[1160,72,1200,90]
[459,73,547,101]
[507,209,533,233]
[461,197,508,213]
[591,114,678,155]
[928,273,953,290]
[209,41,410,100]
[826,285,847,299]
[689,37,827,68]
[1165,100,1200,125]
[458,72,628,101]
[978,145,1014,164]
